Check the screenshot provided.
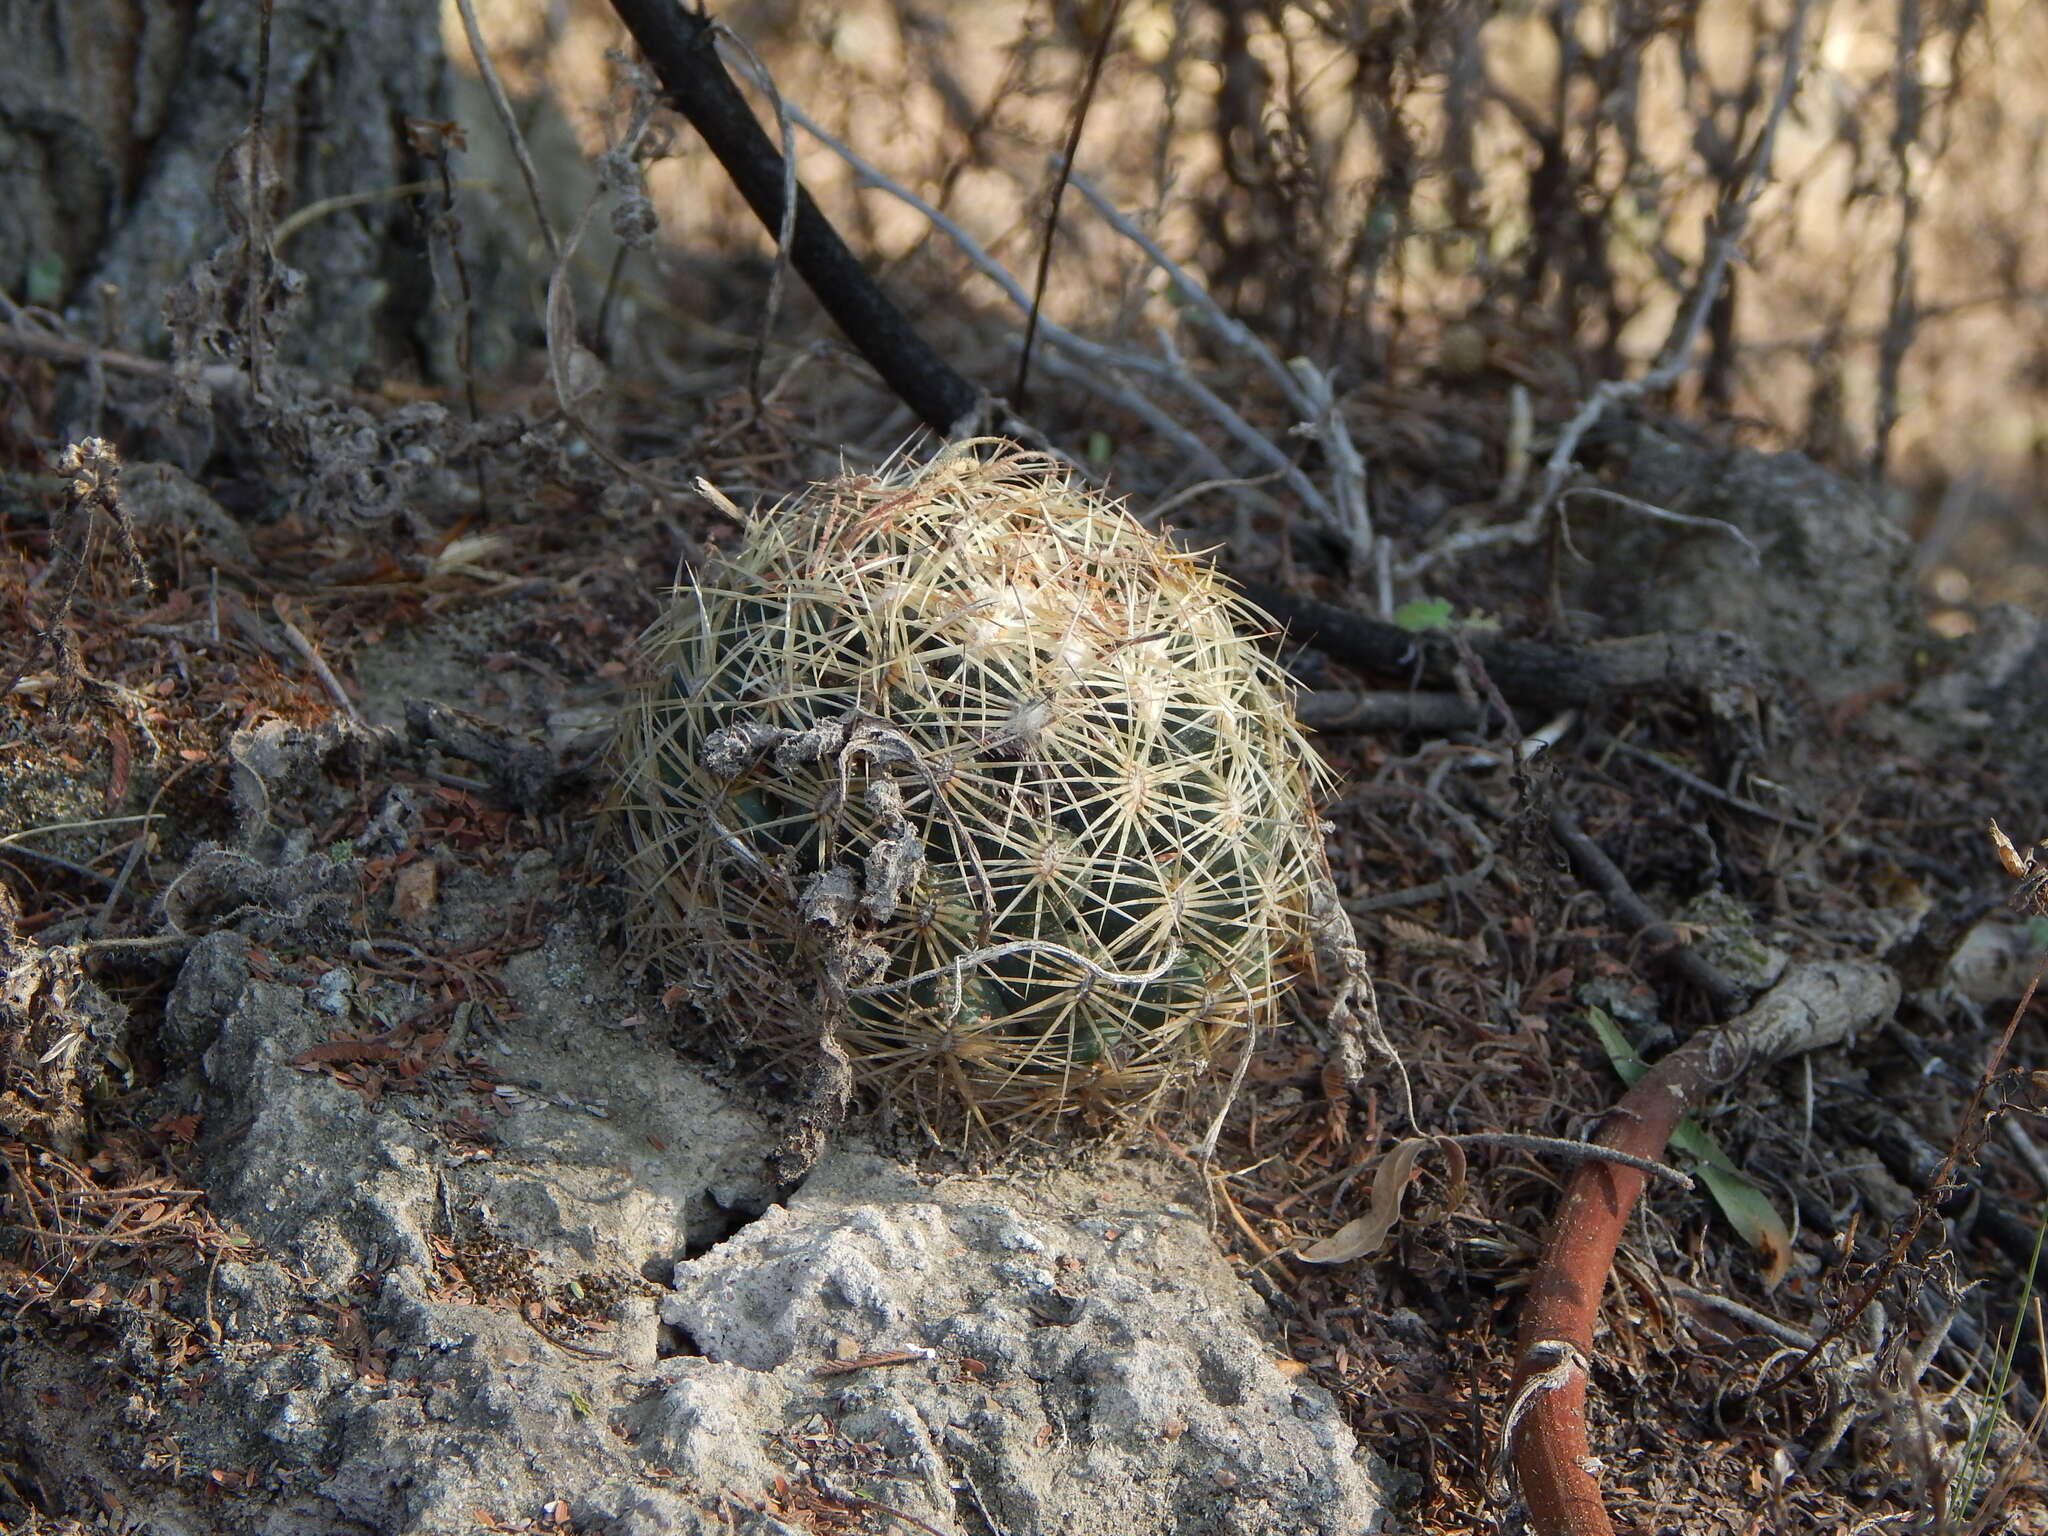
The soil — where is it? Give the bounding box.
[7,96,2048,1536]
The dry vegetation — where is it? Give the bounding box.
[6,0,2048,1532]
[469,0,2048,605]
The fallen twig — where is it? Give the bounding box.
[1547,805,1750,1013]
[1294,691,1484,733]
[271,596,360,725]
[1244,585,1768,712]
[1450,1132,1692,1191]
[1507,958,1898,1533]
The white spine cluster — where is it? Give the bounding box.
[612,443,1335,1138]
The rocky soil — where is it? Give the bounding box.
[1,608,1392,1536]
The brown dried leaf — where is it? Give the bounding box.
[1299,1136,1443,1265]
[290,1040,401,1066]
[392,858,438,925]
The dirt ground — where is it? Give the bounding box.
[7,309,2048,1532]
[8,4,2048,1534]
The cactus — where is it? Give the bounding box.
[612,442,1335,1137]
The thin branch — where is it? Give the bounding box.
[270,596,361,725]
[1588,729,1822,834]
[607,0,980,434]
[1288,356,1373,564]
[1666,1282,1817,1350]
[1402,0,1813,581]
[710,64,1335,522]
[271,179,492,247]
[1547,804,1750,1013]
[452,0,561,262]
[1448,1132,1692,1191]
[1062,163,1311,415]
[707,26,797,410]
[1561,487,1760,565]
[1017,3,1124,406]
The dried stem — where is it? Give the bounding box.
[1016,3,1125,406]
[706,53,1333,523]
[706,25,797,411]
[452,0,561,262]
[1402,0,1813,581]
[1508,959,1899,1534]
[1547,805,1750,1013]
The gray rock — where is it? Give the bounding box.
[1580,421,1915,707]
[650,1155,1388,1535]
[5,704,1388,1535]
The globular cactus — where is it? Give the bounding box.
[612,443,1335,1137]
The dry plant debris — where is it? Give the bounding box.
[5,2,2048,1531]
[0,885,127,1156]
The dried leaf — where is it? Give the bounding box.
[1300,1136,1438,1264]
[392,858,438,925]
[105,722,131,809]
[290,1040,400,1066]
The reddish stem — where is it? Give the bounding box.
[1510,1040,1698,1535]
[1508,962,1897,1534]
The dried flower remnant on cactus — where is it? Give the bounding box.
[612,443,1337,1137]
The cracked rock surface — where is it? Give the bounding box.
[2,717,1389,1535]
[649,1155,1385,1535]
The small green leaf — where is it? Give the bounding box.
[1582,1007,1792,1287]
[1392,597,1454,633]
[25,254,65,307]
[1583,1005,1647,1083]
[1086,431,1114,466]
[1690,1161,1791,1287]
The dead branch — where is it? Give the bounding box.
[1015,3,1124,407]
[1508,958,1898,1535]
[701,59,1331,527]
[606,0,980,434]
[1240,584,1769,712]
[1293,691,1483,733]
[1547,806,1750,1013]
[1403,0,1813,580]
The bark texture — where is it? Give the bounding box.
[0,0,447,375]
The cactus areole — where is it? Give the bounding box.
[612,444,1335,1136]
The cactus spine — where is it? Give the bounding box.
[613,443,1334,1137]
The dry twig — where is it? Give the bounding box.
[1401,0,1814,581]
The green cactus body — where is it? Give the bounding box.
[612,444,1334,1135]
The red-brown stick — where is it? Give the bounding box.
[1507,961,1898,1534]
